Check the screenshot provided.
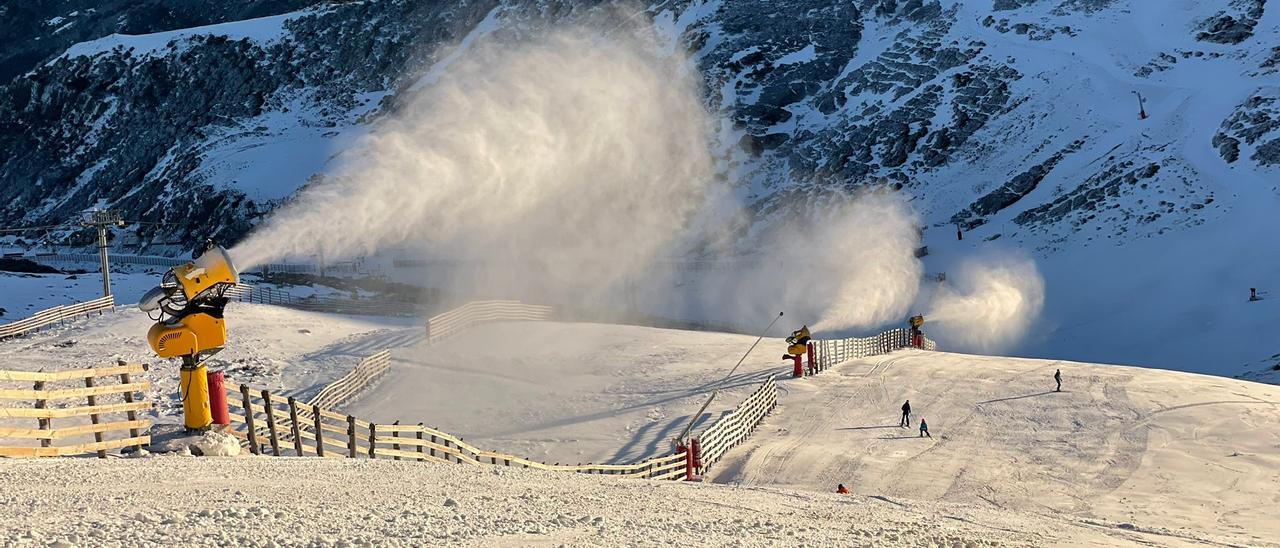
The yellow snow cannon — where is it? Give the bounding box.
[139,245,239,432]
[785,325,811,356]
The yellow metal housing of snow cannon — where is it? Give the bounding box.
[909,315,925,329]
[138,245,239,432]
[785,325,811,356]
[146,313,227,359]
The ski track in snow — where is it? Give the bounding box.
[1,305,1279,545]
[709,350,1280,548]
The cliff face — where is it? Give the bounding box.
[2,0,1276,251]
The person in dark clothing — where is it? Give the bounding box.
[900,400,912,427]
[1055,369,1062,392]
[836,484,849,494]
[919,418,931,438]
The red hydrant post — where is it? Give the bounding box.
[691,438,702,474]
[791,354,803,378]
[207,370,230,425]
[807,342,816,374]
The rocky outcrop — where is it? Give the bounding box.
[1195,0,1266,44]
[952,139,1085,229]
[1215,91,1280,167]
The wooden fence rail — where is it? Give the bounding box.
[306,350,391,410]
[694,376,778,474]
[426,300,553,344]
[0,363,152,457]
[810,328,937,373]
[0,296,114,341]
[223,382,686,480]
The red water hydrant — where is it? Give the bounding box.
[690,438,702,476]
[207,370,230,425]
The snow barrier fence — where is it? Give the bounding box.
[808,328,937,374]
[223,383,688,480]
[694,375,778,475]
[0,363,153,457]
[425,300,553,344]
[0,295,115,342]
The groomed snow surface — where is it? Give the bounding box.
[0,458,1182,547]
[2,307,1279,546]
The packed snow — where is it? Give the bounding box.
[0,457,1179,547]
[1,301,1279,545]
[711,349,1280,548]
[347,321,786,465]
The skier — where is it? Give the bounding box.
[899,400,912,427]
[919,418,931,438]
[836,484,849,494]
[1054,369,1062,392]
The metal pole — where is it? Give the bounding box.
[676,311,784,444]
[81,210,120,298]
[97,224,110,297]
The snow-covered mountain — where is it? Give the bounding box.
[1,0,1278,378]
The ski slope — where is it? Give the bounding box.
[709,349,1280,548]
[347,321,784,466]
[0,457,1162,547]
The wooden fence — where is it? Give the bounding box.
[225,284,418,317]
[809,328,938,373]
[0,364,152,457]
[224,383,686,480]
[306,350,391,410]
[694,376,778,474]
[426,300,553,344]
[0,295,115,341]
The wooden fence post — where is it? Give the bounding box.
[430,433,438,459]
[287,397,303,456]
[347,415,358,458]
[33,380,50,448]
[368,423,378,459]
[313,405,325,457]
[240,385,259,455]
[262,390,280,456]
[84,376,107,458]
[415,423,425,461]
[390,421,401,461]
[121,368,143,451]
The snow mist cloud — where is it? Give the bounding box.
[656,190,921,334]
[925,256,1046,353]
[232,24,714,305]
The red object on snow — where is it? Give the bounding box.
[807,342,816,374]
[791,354,803,378]
[207,370,229,425]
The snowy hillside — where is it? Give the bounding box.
[0,457,1164,546]
[2,307,1277,546]
[710,349,1280,548]
[2,0,1279,378]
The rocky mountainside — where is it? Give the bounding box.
[1,0,1278,375]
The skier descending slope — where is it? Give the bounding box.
[900,400,912,427]
[919,418,931,438]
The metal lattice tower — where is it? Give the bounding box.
[80,210,124,297]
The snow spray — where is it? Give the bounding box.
[231,23,716,306]
[925,256,1045,353]
[662,190,923,334]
